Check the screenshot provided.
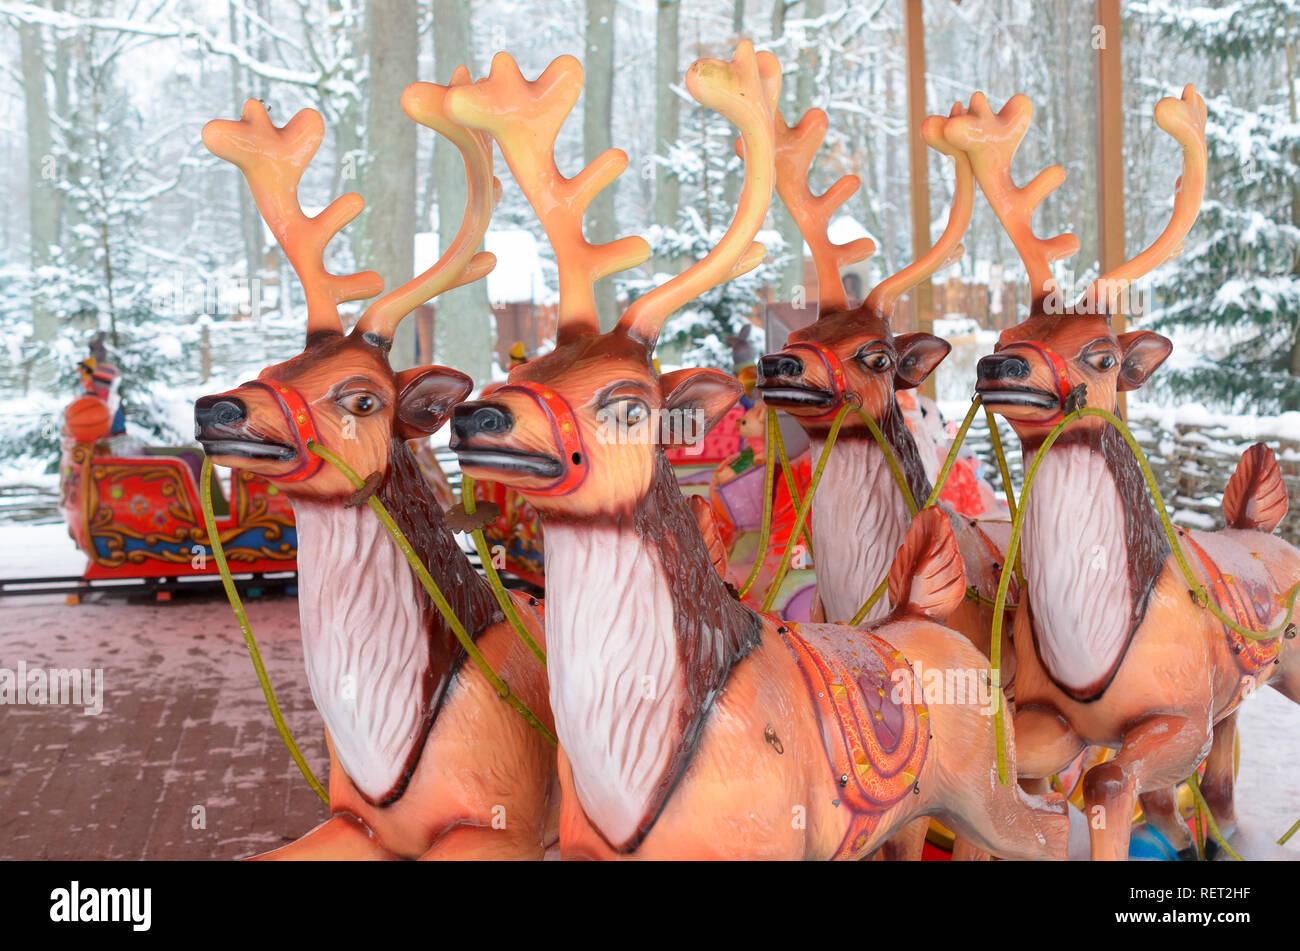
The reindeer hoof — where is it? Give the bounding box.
[1203,839,1221,862]
[1175,846,1200,862]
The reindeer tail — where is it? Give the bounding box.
[887,508,966,623]
[1223,443,1289,534]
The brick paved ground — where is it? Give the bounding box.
[0,591,328,860]
[1,584,1297,861]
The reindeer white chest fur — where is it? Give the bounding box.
[542,521,690,847]
[809,438,911,623]
[293,501,430,801]
[1020,445,1133,694]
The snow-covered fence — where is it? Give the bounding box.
[1127,407,1300,547]
[950,404,1300,547]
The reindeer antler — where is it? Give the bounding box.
[444,54,650,344]
[203,100,384,338]
[353,67,499,341]
[863,103,975,322]
[768,107,876,313]
[616,42,778,347]
[1081,84,1207,314]
[941,93,1080,309]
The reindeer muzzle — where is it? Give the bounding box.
[757,342,847,420]
[196,380,324,481]
[452,381,586,495]
[194,392,292,463]
[195,395,248,432]
[975,342,1075,423]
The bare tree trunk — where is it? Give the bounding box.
[1286,13,1300,381]
[51,0,72,255]
[228,4,264,310]
[20,20,56,346]
[585,0,618,328]
[363,0,419,368]
[87,77,117,346]
[774,0,825,304]
[654,0,680,271]
[721,0,748,213]
[879,51,897,273]
[771,0,787,39]
[431,0,493,384]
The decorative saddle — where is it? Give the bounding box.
[780,624,929,858]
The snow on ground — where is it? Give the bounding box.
[0,522,86,578]
[1127,400,1300,442]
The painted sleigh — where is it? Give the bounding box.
[59,361,297,588]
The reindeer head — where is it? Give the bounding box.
[446,45,776,518]
[194,74,496,500]
[757,105,971,437]
[948,88,1206,443]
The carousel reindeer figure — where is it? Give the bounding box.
[756,104,1015,659]
[445,43,1068,860]
[194,76,555,859]
[945,86,1300,860]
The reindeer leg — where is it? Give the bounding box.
[1083,714,1207,862]
[1267,645,1300,704]
[1012,704,1086,779]
[950,838,990,861]
[249,813,396,860]
[885,626,1069,860]
[1199,709,1238,860]
[418,824,544,860]
[872,817,928,861]
[935,750,1069,862]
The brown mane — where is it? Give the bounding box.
[371,438,503,802]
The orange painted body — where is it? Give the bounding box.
[552,601,1064,861]
[758,100,1014,667]
[953,86,1299,859]
[447,45,1067,860]
[197,74,558,859]
[259,597,555,860]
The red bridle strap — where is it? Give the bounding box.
[785,341,852,422]
[1011,341,1075,425]
[493,380,588,497]
[245,380,325,483]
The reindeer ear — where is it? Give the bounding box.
[394,365,474,439]
[1115,331,1172,391]
[659,368,744,446]
[893,333,951,390]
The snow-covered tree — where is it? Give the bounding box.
[1132,0,1300,412]
[626,103,788,370]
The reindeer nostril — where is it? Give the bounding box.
[759,353,804,379]
[453,402,513,439]
[476,406,509,433]
[977,354,1031,381]
[194,396,247,430]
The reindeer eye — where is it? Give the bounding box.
[1085,352,1117,372]
[338,392,381,416]
[616,399,648,426]
[858,350,893,372]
